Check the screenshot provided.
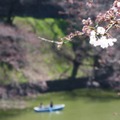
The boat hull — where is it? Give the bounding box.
[34,104,65,112]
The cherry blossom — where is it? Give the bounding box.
[97,27,106,35]
[89,27,117,48]
[39,0,120,49]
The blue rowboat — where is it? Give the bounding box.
[34,104,65,112]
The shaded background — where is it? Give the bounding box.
[0,0,120,98]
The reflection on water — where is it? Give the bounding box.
[33,110,64,120]
[44,111,63,120]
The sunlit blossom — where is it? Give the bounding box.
[89,30,98,46]
[97,26,106,35]
[117,2,120,8]
[89,30,117,48]
[111,6,118,12]
[98,36,109,48]
[108,38,117,46]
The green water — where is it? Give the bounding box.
[1,89,120,120]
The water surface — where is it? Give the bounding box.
[1,90,120,120]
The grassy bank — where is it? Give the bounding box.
[0,17,73,85]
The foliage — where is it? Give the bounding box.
[11,17,74,81]
[55,0,120,89]
[0,0,120,91]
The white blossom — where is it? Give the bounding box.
[111,6,118,12]
[97,26,106,35]
[117,2,120,8]
[89,30,98,46]
[98,36,109,48]
[89,30,117,49]
[107,38,117,46]
[90,30,96,36]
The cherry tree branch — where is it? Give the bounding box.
[38,36,63,45]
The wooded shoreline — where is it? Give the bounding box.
[0,77,111,99]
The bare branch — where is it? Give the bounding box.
[38,36,62,45]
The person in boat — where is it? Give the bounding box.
[50,101,53,108]
[39,102,43,108]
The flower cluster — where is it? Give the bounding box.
[63,0,119,49]
[39,0,120,49]
[88,0,119,48]
[96,0,120,23]
[82,17,93,35]
[89,27,117,48]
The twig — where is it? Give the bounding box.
[105,22,116,33]
[38,36,62,44]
